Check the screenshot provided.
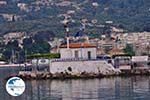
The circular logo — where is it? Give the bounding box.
[6,77,25,96]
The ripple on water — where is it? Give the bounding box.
[1,69,150,100]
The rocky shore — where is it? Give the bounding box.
[7,68,149,80]
[17,71,107,80]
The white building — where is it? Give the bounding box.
[17,3,29,11]
[59,43,97,59]
[48,42,118,75]
[0,1,7,6]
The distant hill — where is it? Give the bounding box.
[0,0,150,37]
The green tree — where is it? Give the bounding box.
[2,40,21,61]
[22,37,51,55]
[123,44,135,56]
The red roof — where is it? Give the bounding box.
[60,43,96,48]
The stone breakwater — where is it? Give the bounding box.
[15,68,150,80]
[17,71,118,80]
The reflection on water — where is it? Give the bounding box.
[1,68,150,100]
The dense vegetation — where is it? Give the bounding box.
[1,36,51,63]
[0,0,149,62]
[0,0,150,37]
[123,44,135,56]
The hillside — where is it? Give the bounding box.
[0,0,150,37]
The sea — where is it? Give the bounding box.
[0,67,150,100]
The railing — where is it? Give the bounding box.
[50,58,110,62]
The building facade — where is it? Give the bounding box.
[59,43,97,59]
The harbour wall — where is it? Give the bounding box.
[49,60,118,75]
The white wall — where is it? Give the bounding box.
[60,49,73,59]
[60,48,97,59]
[50,60,116,75]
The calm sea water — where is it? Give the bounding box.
[1,67,150,100]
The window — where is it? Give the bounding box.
[88,51,91,59]
[75,50,79,58]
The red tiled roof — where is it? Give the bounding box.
[60,43,96,48]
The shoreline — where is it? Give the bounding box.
[5,70,150,80]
